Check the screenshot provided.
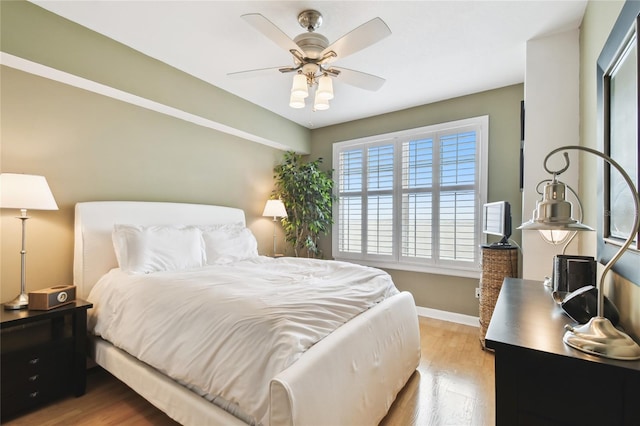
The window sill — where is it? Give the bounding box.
[333,257,481,279]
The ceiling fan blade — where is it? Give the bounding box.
[332,67,386,91]
[241,13,302,56]
[278,66,300,73]
[227,67,283,79]
[321,17,391,61]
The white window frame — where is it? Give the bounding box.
[332,116,489,278]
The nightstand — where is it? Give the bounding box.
[0,300,93,421]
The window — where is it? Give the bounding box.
[332,116,488,278]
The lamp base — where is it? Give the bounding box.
[563,316,640,360]
[4,292,29,310]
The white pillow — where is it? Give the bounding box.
[201,224,258,265]
[112,224,206,274]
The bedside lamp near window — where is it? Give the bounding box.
[519,146,640,360]
[0,173,58,310]
[262,199,287,257]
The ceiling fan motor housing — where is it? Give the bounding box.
[294,32,329,60]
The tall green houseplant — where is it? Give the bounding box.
[273,151,334,258]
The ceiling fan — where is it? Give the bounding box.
[229,10,392,110]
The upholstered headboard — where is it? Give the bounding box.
[73,201,246,299]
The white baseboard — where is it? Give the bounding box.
[416,306,479,328]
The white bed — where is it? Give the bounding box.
[74,201,421,426]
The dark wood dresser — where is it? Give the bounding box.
[0,300,93,421]
[485,278,640,426]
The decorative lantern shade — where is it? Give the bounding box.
[518,180,592,232]
[538,229,571,244]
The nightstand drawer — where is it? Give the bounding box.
[0,300,92,421]
[1,338,73,385]
[1,381,68,416]
[1,338,74,413]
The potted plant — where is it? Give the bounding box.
[273,151,334,258]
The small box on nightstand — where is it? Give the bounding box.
[28,285,76,310]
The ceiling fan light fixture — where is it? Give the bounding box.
[236,11,391,112]
[316,74,334,100]
[291,73,309,98]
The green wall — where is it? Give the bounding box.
[0,0,310,153]
[0,63,289,299]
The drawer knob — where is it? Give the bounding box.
[28,357,40,365]
[29,391,39,398]
[28,374,39,382]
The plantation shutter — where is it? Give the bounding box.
[337,148,363,253]
[367,144,394,256]
[439,131,476,262]
[333,115,487,276]
[401,137,434,259]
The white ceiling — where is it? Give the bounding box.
[31,1,587,129]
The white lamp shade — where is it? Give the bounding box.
[291,73,309,98]
[316,74,334,100]
[289,93,306,109]
[0,173,58,210]
[262,199,287,218]
[314,96,330,111]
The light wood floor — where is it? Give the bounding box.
[4,317,495,426]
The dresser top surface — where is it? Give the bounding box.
[485,278,640,371]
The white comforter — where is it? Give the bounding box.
[88,256,399,425]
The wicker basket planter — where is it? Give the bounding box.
[479,246,518,348]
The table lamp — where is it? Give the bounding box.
[532,179,585,247]
[526,179,586,289]
[519,146,640,360]
[262,199,287,257]
[0,173,58,310]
